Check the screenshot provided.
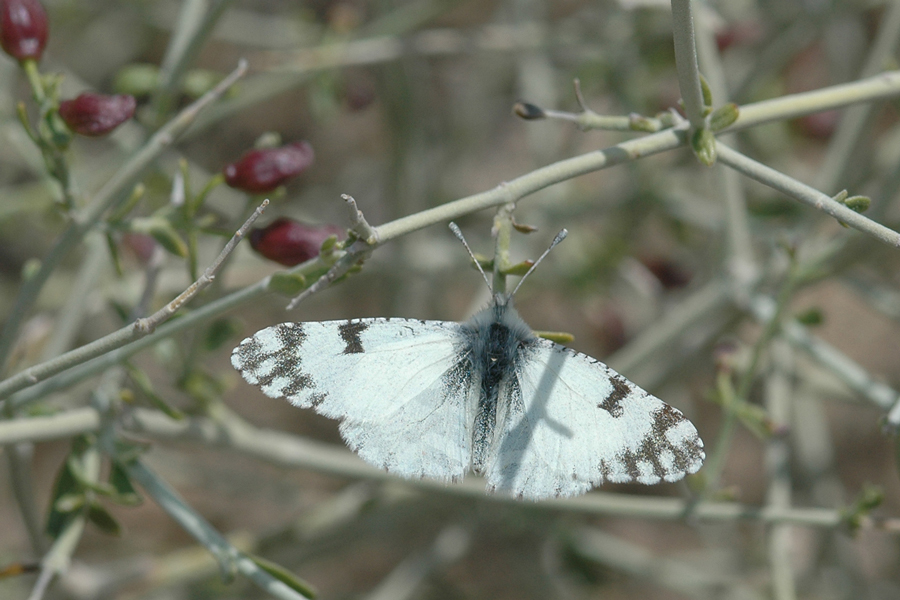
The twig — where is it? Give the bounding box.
[765,341,797,600]
[121,407,900,530]
[363,526,471,600]
[0,59,249,376]
[726,70,900,134]
[125,459,312,600]
[0,199,267,401]
[151,0,235,118]
[747,294,900,413]
[716,143,900,247]
[670,0,706,129]
[814,0,900,193]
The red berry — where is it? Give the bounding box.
[0,0,48,61]
[249,217,344,266]
[223,142,314,193]
[58,93,136,136]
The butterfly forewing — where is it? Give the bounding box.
[485,339,705,499]
[231,318,476,481]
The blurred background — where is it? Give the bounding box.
[3,0,900,598]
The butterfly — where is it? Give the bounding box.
[231,224,705,500]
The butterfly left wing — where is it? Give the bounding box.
[231,318,479,483]
[484,339,704,499]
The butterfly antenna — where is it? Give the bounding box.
[511,229,568,297]
[449,222,493,291]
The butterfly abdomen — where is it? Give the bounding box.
[462,297,535,473]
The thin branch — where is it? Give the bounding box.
[125,459,312,600]
[814,0,900,193]
[122,407,900,531]
[0,199,268,401]
[765,341,797,600]
[748,294,900,413]
[716,143,900,247]
[726,70,900,134]
[670,0,706,129]
[0,59,249,376]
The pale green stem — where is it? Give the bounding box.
[670,0,705,129]
[126,460,311,600]
[814,0,900,193]
[716,143,900,247]
[766,341,797,600]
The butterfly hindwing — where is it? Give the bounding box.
[485,339,705,499]
[231,318,476,482]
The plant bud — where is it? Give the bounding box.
[0,0,48,62]
[249,217,344,266]
[58,93,136,136]
[223,141,314,193]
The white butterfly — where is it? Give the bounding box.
[232,225,704,500]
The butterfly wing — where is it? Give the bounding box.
[231,318,478,482]
[485,339,705,499]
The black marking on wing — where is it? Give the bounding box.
[652,404,704,471]
[339,320,368,354]
[598,375,628,418]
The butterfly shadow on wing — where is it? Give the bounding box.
[488,346,574,497]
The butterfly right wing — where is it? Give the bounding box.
[485,339,704,499]
[231,318,478,482]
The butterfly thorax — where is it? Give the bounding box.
[460,294,535,473]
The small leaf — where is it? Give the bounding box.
[709,103,739,131]
[795,308,824,326]
[87,502,122,536]
[691,128,717,166]
[204,318,241,352]
[501,260,534,276]
[124,362,184,420]
[513,101,545,120]
[107,183,145,224]
[699,74,713,108]
[831,189,849,204]
[628,114,658,132]
[46,458,81,539]
[319,234,339,254]
[182,370,226,405]
[148,220,189,258]
[534,330,575,344]
[268,272,308,296]
[249,554,318,598]
[108,461,143,506]
[841,484,885,533]
[53,493,85,513]
[843,195,871,213]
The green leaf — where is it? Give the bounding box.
[46,456,81,539]
[319,234,339,254]
[113,63,160,97]
[124,362,184,420]
[691,127,717,166]
[709,103,739,131]
[843,195,871,213]
[249,554,318,598]
[795,307,824,326]
[148,220,189,258]
[268,272,308,296]
[500,260,533,276]
[108,461,143,506]
[204,318,241,352]
[87,502,122,536]
[534,330,575,344]
[53,493,85,513]
[699,74,713,108]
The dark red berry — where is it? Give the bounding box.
[249,217,344,266]
[0,0,48,61]
[58,93,136,136]
[223,142,314,193]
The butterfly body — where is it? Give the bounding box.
[232,293,705,500]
